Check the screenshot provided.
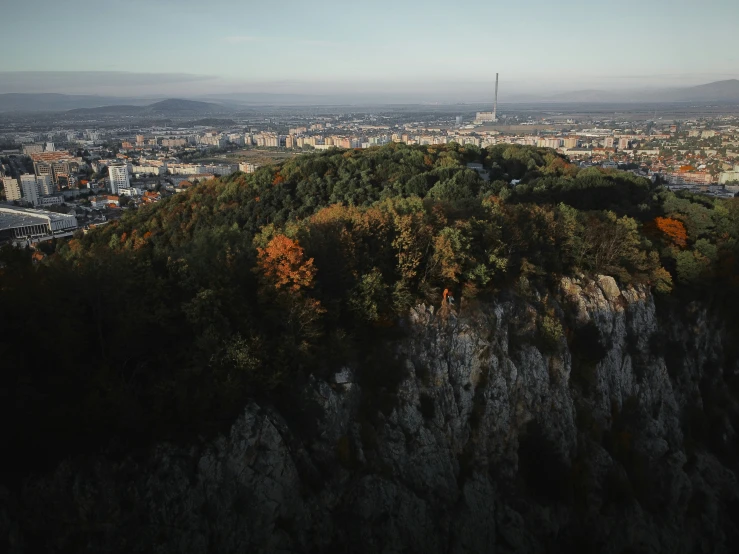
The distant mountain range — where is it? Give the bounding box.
[537,80,739,103]
[65,98,230,117]
[0,80,738,112]
[0,93,155,113]
[0,95,232,115]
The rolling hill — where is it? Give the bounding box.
[535,79,739,104]
[65,98,231,117]
[0,93,154,113]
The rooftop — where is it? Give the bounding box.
[0,205,76,231]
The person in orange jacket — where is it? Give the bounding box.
[443,288,454,305]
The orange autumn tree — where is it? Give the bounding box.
[256,234,324,345]
[257,234,317,292]
[653,217,688,248]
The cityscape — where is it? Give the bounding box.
[3,76,739,244]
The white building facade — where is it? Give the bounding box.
[108,165,130,195]
[20,174,40,206]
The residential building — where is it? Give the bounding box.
[51,161,75,185]
[161,138,187,148]
[132,163,166,176]
[199,134,227,148]
[537,137,561,149]
[108,164,130,195]
[20,174,40,206]
[118,187,141,197]
[34,162,54,182]
[22,144,44,155]
[90,195,120,208]
[228,133,245,146]
[718,166,739,184]
[36,174,54,195]
[37,195,64,206]
[30,151,73,163]
[202,164,237,176]
[2,177,22,202]
[666,171,714,185]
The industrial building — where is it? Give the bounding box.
[476,73,500,124]
[0,206,77,242]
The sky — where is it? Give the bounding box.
[1,0,738,99]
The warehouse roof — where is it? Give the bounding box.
[0,205,75,231]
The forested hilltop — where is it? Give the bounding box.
[2,143,739,479]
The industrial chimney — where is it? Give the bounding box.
[493,73,499,122]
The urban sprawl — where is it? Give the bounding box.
[2,106,739,245]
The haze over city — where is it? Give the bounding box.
[2,0,739,100]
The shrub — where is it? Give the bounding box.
[539,314,564,353]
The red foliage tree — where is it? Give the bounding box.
[653,217,688,248]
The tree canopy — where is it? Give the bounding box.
[2,142,739,480]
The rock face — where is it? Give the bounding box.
[3,276,739,553]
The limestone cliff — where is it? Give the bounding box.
[3,276,738,553]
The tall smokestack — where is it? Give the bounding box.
[493,73,499,122]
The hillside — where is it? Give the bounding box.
[0,93,155,113]
[1,143,739,552]
[145,98,227,114]
[676,79,739,101]
[66,97,229,117]
[531,79,739,104]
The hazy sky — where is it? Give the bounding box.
[1,0,738,97]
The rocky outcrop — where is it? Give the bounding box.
[3,276,739,553]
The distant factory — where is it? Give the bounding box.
[476,73,500,124]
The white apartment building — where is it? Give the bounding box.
[228,134,245,146]
[132,164,166,176]
[108,165,130,195]
[202,164,237,176]
[36,174,54,196]
[2,177,22,202]
[199,135,226,148]
[537,138,562,149]
[719,165,739,184]
[20,174,40,206]
[22,144,44,155]
[167,163,206,175]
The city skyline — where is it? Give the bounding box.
[1,0,738,98]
